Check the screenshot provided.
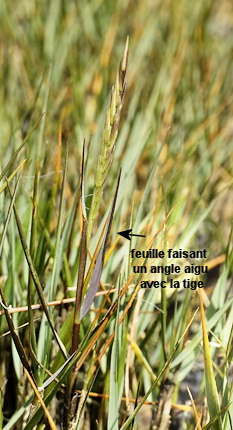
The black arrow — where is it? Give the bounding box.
[117,229,146,241]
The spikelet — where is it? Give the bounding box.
[87,37,129,242]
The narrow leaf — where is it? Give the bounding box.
[0,114,44,182]
[71,142,88,353]
[24,369,57,430]
[198,288,222,430]
[0,159,26,195]
[0,287,33,380]
[80,170,121,320]
[7,182,67,359]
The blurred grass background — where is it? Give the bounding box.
[0,0,233,429]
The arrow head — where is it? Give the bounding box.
[117,229,132,240]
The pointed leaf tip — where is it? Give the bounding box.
[122,36,129,72]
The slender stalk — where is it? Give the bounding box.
[27,161,39,374]
[71,143,88,353]
[66,143,88,429]
[0,287,34,382]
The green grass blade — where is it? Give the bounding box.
[0,115,43,182]
[198,288,222,430]
[107,285,121,430]
[0,159,26,195]
[8,183,67,359]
